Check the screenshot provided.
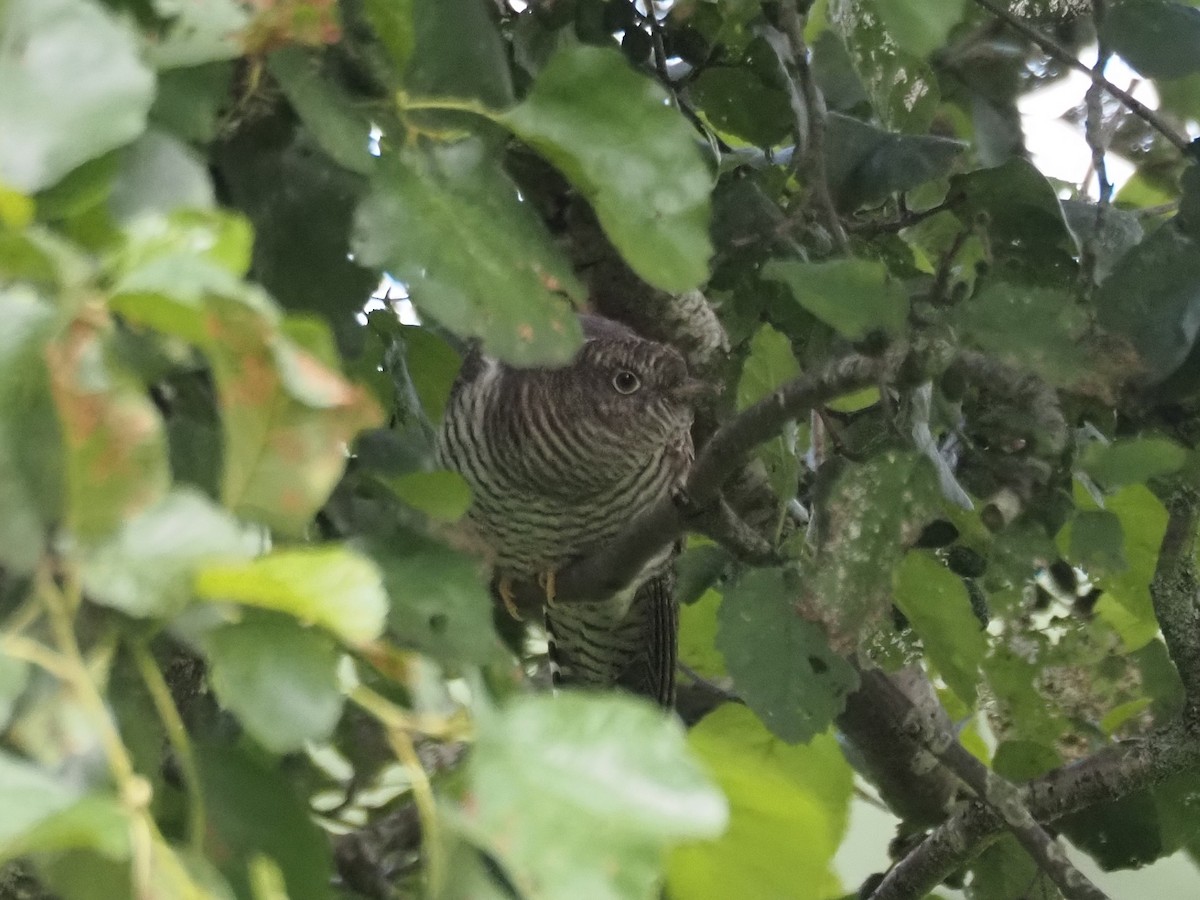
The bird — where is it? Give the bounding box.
[435,315,702,706]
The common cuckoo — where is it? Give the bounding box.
[436,316,701,706]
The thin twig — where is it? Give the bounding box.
[970,0,1191,152]
[1080,2,1114,289]
[775,0,851,252]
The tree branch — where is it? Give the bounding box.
[969,0,1191,153]
[869,718,1200,900]
[1151,485,1200,717]
[857,665,1110,900]
[506,352,885,609]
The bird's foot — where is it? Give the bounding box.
[497,577,523,621]
[537,569,558,608]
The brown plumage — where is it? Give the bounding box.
[436,316,699,705]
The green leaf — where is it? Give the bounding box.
[405,0,513,108]
[738,323,803,508]
[499,46,713,293]
[668,705,851,900]
[268,48,375,176]
[1080,437,1191,488]
[46,307,170,540]
[362,0,415,71]
[802,451,939,645]
[388,470,472,522]
[951,282,1091,389]
[460,693,727,899]
[0,751,81,850]
[763,258,909,339]
[196,743,332,900]
[205,614,344,754]
[1059,790,1164,871]
[79,489,259,619]
[874,0,966,58]
[1061,199,1145,284]
[1095,225,1200,384]
[149,63,236,144]
[1090,484,1169,651]
[717,567,859,743]
[1,793,129,863]
[1102,0,1200,79]
[678,588,727,680]
[0,0,155,192]
[368,531,506,664]
[992,740,1061,781]
[1064,510,1128,577]
[0,286,63,572]
[690,66,792,149]
[353,141,585,367]
[401,324,460,423]
[892,552,987,705]
[194,546,389,646]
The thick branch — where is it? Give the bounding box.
[970,0,1191,152]
[1151,485,1200,716]
[869,719,1200,900]
[858,666,1109,900]
[507,353,884,609]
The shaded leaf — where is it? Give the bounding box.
[763,258,909,339]
[268,47,375,176]
[892,551,986,704]
[1065,510,1128,577]
[875,0,966,59]
[108,130,215,222]
[1095,225,1200,384]
[149,0,250,68]
[738,323,803,508]
[460,692,727,899]
[0,0,155,192]
[194,545,388,646]
[353,141,585,366]
[952,282,1091,388]
[205,613,344,753]
[500,46,713,293]
[717,567,859,743]
[1,793,129,863]
[0,652,29,731]
[824,112,964,211]
[363,0,415,71]
[196,743,332,900]
[668,705,851,900]
[388,470,472,522]
[1102,0,1200,79]
[405,0,513,109]
[367,531,506,664]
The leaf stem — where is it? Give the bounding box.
[131,640,206,853]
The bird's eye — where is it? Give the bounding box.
[612,370,641,394]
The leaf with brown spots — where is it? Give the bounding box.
[45,302,169,539]
[202,296,383,535]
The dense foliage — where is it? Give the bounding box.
[2,0,1200,897]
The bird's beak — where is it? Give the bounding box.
[671,377,717,403]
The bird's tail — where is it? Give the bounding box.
[546,572,678,707]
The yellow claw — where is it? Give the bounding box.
[497,577,523,621]
[537,569,558,608]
